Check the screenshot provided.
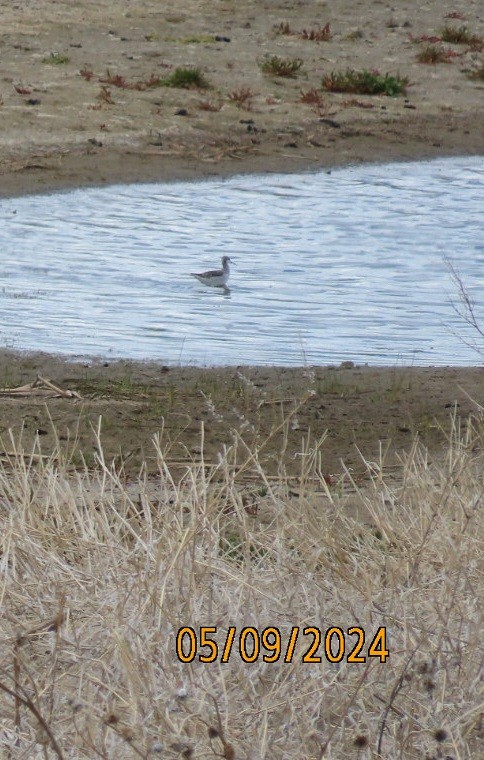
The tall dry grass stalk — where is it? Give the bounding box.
[0,410,483,758]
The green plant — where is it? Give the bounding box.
[161,66,210,89]
[322,68,408,96]
[112,375,136,394]
[220,532,267,565]
[259,55,304,78]
[42,52,70,65]
[316,373,361,398]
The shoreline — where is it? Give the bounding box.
[2,346,483,369]
[1,348,483,371]
[1,114,482,199]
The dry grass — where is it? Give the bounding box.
[416,45,458,64]
[299,88,326,106]
[227,87,255,109]
[274,21,332,41]
[96,86,114,104]
[440,25,483,50]
[300,24,332,42]
[197,99,222,112]
[0,405,483,758]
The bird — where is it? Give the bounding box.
[190,256,232,288]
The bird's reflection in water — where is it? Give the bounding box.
[201,285,231,298]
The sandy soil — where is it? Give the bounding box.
[0,0,482,474]
[0,0,482,196]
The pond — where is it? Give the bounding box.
[0,156,482,365]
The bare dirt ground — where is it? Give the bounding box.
[0,0,482,196]
[1,351,483,479]
[0,0,483,473]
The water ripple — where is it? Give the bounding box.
[0,156,482,365]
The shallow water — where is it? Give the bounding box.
[0,156,482,365]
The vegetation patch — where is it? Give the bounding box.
[440,24,482,49]
[79,67,94,81]
[97,86,114,104]
[259,55,304,77]
[342,98,375,109]
[80,69,175,90]
[167,34,217,44]
[0,410,482,758]
[228,86,255,109]
[99,71,132,89]
[416,45,458,64]
[98,70,165,90]
[322,68,408,96]
[445,11,466,20]
[197,98,222,111]
[345,29,364,41]
[275,21,293,35]
[160,66,210,88]
[299,87,326,106]
[42,52,70,65]
[409,33,442,45]
[300,23,332,41]
[275,21,332,41]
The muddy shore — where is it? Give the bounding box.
[1,352,482,478]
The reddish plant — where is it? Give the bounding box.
[228,87,254,109]
[79,67,94,81]
[198,99,222,111]
[301,23,332,41]
[299,88,325,106]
